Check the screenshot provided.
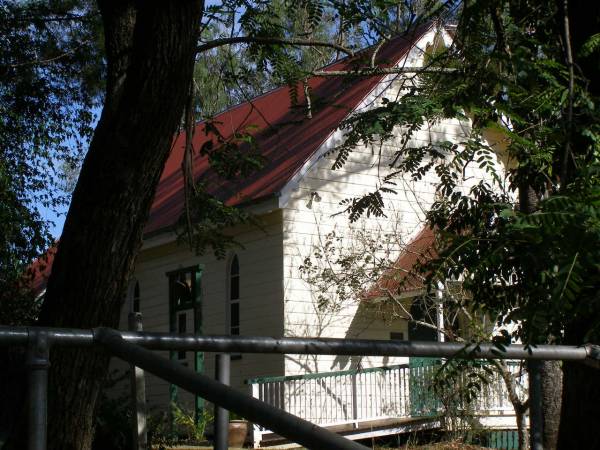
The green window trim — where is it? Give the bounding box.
[166,265,204,421]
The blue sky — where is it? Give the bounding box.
[38,105,102,239]
[38,2,237,239]
[40,202,68,240]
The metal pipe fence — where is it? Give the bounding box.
[96,328,367,450]
[1,326,597,358]
[0,325,598,450]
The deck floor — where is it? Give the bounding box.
[258,416,442,448]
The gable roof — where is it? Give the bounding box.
[29,244,56,298]
[145,24,434,236]
[362,226,437,300]
[28,25,436,296]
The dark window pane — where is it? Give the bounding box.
[173,278,192,309]
[132,281,141,313]
[230,255,239,276]
[230,276,239,300]
[230,303,239,328]
[178,313,186,333]
[231,327,240,336]
[408,298,437,341]
[178,313,187,360]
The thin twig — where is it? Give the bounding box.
[9,12,97,23]
[182,81,197,249]
[370,36,389,69]
[197,36,355,57]
[4,42,86,68]
[303,79,312,119]
[311,66,457,77]
[560,0,575,187]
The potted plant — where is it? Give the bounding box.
[228,412,249,448]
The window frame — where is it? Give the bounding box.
[227,254,242,360]
[127,278,141,314]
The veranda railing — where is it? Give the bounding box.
[248,361,526,446]
[248,365,412,427]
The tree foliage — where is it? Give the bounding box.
[330,0,600,346]
[182,0,455,256]
[0,0,102,322]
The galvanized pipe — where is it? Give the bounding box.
[26,330,50,450]
[95,328,368,450]
[128,313,148,450]
[0,326,595,362]
[0,327,93,347]
[115,333,588,361]
[214,354,231,450]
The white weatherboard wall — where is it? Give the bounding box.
[281,29,507,376]
[118,210,285,409]
[281,117,506,376]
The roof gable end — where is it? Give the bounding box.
[144,24,442,237]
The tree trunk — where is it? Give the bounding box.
[540,361,562,450]
[516,407,528,450]
[555,3,600,447]
[7,2,203,449]
[558,361,600,450]
[557,319,600,450]
[496,361,528,450]
[517,184,564,449]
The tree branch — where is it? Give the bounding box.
[311,66,457,77]
[9,12,98,23]
[385,291,459,341]
[370,36,389,68]
[197,36,355,57]
[303,78,312,119]
[560,0,575,187]
[182,80,197,250]
[4,43,87,69]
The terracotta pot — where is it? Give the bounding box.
[228,420,249,447]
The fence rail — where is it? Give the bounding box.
[0,325,596,450]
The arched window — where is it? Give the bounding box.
[128,279,141,314]
[229,255,240,336]
[133,281,141,313]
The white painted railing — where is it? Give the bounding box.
[472,363,528,413]
[247,361,527,447]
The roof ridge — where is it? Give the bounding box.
[193,21,436,125]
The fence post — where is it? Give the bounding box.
[214,354,231,450]
[251,382,263,448]
[128,312,147,450]
[26,329,49,450]
[351,372,359,427]
[528,360,544,450]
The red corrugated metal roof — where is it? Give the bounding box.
[26,26,434,296]
[29,244,56,297]
[145,26,432,235]
[363,226,436,300]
